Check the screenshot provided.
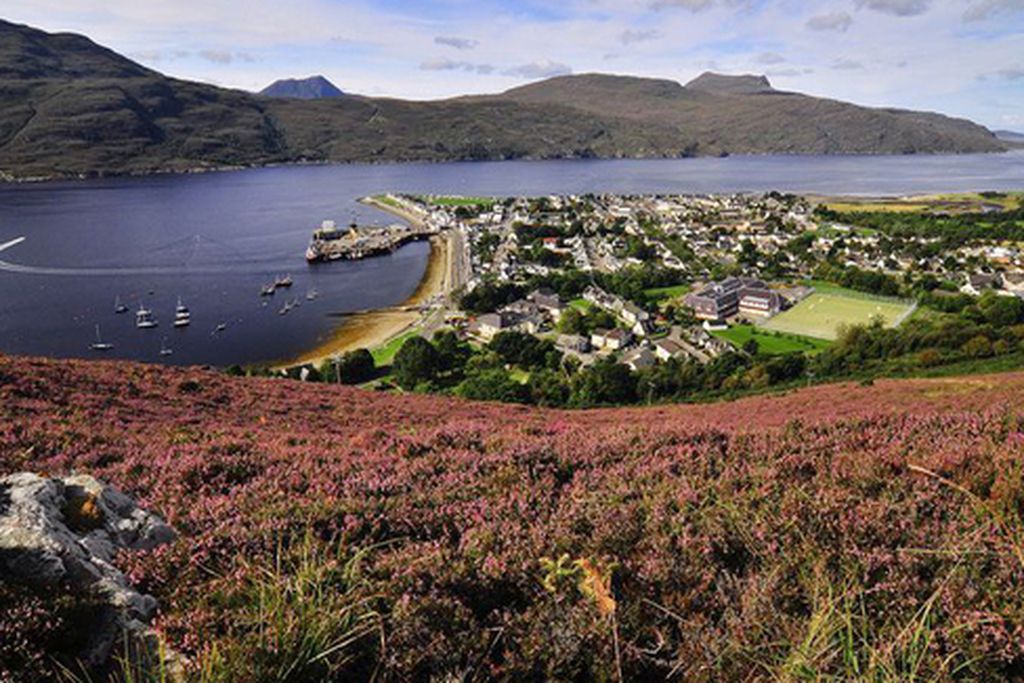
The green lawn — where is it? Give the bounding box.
[763,287,915,341]
[644,284,690,302]
[568,298,593,312]
[713,324,831,355]
[422,195,496,208]
[372,329,420,366]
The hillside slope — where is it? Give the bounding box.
[2,354,1024,680]
[0,20,1007,180]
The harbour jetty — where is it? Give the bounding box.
[305,218,437,263]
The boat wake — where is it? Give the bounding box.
[0,237,277,277]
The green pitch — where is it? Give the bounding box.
[762,290,915,341]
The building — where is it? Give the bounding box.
[738,287,784,317]
[474,313,512,341]
[557,334,591,353]
[686,277,780,321]
[685,277,746,320]
[653,339,684,362]
[622,346,657,371]
[620,302,650,326]
[590,328,632,352]
[529,288,568,321]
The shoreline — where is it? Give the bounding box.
[281,198,452,368]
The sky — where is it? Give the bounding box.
[3,0,1023,130]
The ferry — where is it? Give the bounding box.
[136,304,157,329]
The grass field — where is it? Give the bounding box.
[420,195,496,208]
[713,324,832,355]
[763,286,915,341]
[372,329,420,366]
[643,284,690,303]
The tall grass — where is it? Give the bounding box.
[57,533,383,683]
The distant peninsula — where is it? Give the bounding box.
[0,19,1009,181]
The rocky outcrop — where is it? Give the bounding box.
[0,472,175,670]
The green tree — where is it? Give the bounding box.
[324,349,375,385]
[392,336,441,390]
[571,358,637,406]
[457,369,529,403]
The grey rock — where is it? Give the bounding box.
[0,472,176,669]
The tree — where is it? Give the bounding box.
[571,359,637,406]
[528,369,570,407]
[433,330,471,375]
[457,369,529,403]
[326,349,375,385]
[962,335,993,358]
[392,336,441,390]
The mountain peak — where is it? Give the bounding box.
[685,72,774,95]
[259,75,344,100]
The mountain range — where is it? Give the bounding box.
[259,75,344,99]
[0,19,1009,181]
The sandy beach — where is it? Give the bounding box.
[282,198,453,368]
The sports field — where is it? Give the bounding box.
[762,287,915,341]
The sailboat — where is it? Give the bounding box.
[159,337,173,356]
[114,296,129,314]
[136,303,157,329]
[174,297,191,328]
[90,324,113,351]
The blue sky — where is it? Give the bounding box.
[5,0,1023,129]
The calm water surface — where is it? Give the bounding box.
[1,152,1022,365]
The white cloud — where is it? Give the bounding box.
[435,36,479,50]
[856,0,932,17]
[502,60,573,78]
[963,0,1024,21]
[420,58,494,74]
[831,57,864,70]
[619,28,660,44]
[756,51,786,64]
[806,11,853,31]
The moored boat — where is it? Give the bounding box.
[136,304,157,329]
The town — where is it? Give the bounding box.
[290,190,1024,406]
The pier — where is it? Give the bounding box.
[305,219,437,263]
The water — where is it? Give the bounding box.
[1,151,1023,366]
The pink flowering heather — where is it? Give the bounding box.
[1,354,1024,681]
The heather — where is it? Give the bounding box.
[2,355,1024,681]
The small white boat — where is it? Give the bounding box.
[214,323,227,333]
[136,304,157,329]
[114,296,129,314]
[159,338,173,356]
[305,288,319,301]
[275,274,293,288]
[260,284,276,297]
[90,324,114,351]
[174,296,191,327]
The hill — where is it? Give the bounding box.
[0,20,1009,181]
[2,353,1024,680]
[259,75,344,99]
